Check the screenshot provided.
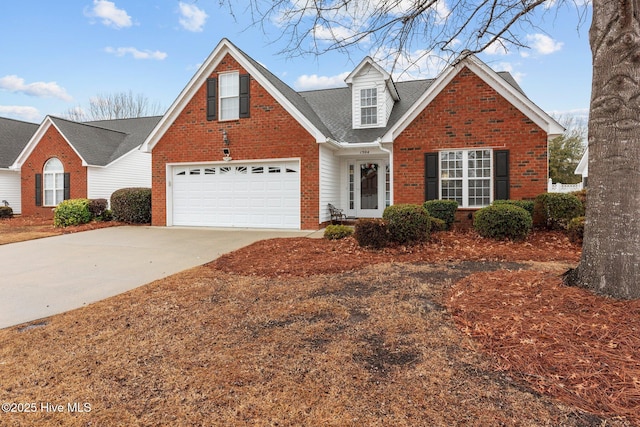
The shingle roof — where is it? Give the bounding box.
[49,116,162,166]
[0,117,39,168]
[226,39,526,144]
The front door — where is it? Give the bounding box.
[356,161,384,218]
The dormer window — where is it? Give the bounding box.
[345,57,399,130]
[360,88,377,126]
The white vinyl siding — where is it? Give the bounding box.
[87,149,151,205]
[0,170,21,214]
[319,145,341,223]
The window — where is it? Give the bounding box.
[360,88,377,125]
[440,149,492,208]
[43,158,64,206]
[219,72,239,121]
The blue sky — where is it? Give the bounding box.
[0,1,592,125]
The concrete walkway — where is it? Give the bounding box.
[0,226,319,329]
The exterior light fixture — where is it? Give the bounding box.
[222,130,230,145]
[222,147,232,162]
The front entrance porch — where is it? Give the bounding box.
[343,158,390,219]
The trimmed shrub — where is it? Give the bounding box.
[354,218,389,249]
[423,200,458,230]
[474,204,532,241]
[532,193,584,230]
[88,198,108,219]
[430,217,447,232]
[571,189,587,213]
[0,206,13,219]
[100,209,114,222]
[383,204,431,244]
[54,198,92,227]
[111,188,151,223]
[324,224,354,240]
[492,199,535,218]
[567,216,585,244]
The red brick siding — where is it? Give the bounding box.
[394,66,548,206]
[151,54,320,229]
[20,125,87,217]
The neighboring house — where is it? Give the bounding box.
[0,117,39,214]
[142,38,564,230]
[575,147,588,187]
[12,115,161,217]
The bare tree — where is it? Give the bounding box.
[227,0,640,299]
[63,91,165,121]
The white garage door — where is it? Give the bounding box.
[171,161,300,229]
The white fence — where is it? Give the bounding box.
[548,178,583,193]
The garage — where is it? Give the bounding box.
[171,160,300,229]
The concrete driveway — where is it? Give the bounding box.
[0,226,318,329]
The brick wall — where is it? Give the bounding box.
[393,66,548,206]
[151,53,320,229]
[20,125,87,217]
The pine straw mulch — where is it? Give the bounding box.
[0,215,126,245]
[0,230,638,426]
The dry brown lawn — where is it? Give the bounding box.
[0,216,123,245]
[0,227,637,426]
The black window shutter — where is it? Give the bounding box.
[63,173,71,200]
[206,77,217,121]
[494,150,510,200]
[35,173,42,206]
[424,153,439,201]
[239,74,250,118]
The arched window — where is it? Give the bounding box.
[43,158,64,206]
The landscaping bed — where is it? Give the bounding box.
[0,230,636,426]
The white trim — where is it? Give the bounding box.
[11,117,88,169]
[575,147,588,177]
[142,39,327,153]
[383,54,565,143]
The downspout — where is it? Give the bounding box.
[376,138,393,207]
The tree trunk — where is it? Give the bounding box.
[566,0,640,298]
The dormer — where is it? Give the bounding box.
[345,57,400,130]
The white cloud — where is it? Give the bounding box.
[178,2,208,32]
[523,33,563,56]
[484,39,510,55]
[293,72,350,90]
[0,75,72,101]
[373,47,452,81]
[85,0,133,29]
[0,105,41,122]
[105,47,168,60]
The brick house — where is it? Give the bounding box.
[142,38,563,230]
[0,117,38,214]
[12,115,160,217]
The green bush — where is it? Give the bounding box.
[324,224,354,240]
[54,198,92,227]
[571,189,587,213]
[100,209,114,222]
[88,198,108,218]
[354,218,389,249]
[0,206,13,219]
[111,188,151,223]
[474,204,532,241]
[383,204,431,244]
[430,217,447,232]
[532,193,584,230]
[492,199,535,218]
[567,216,585,244]
[423,200,458,230]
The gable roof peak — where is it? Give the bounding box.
[345,56,391,84]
